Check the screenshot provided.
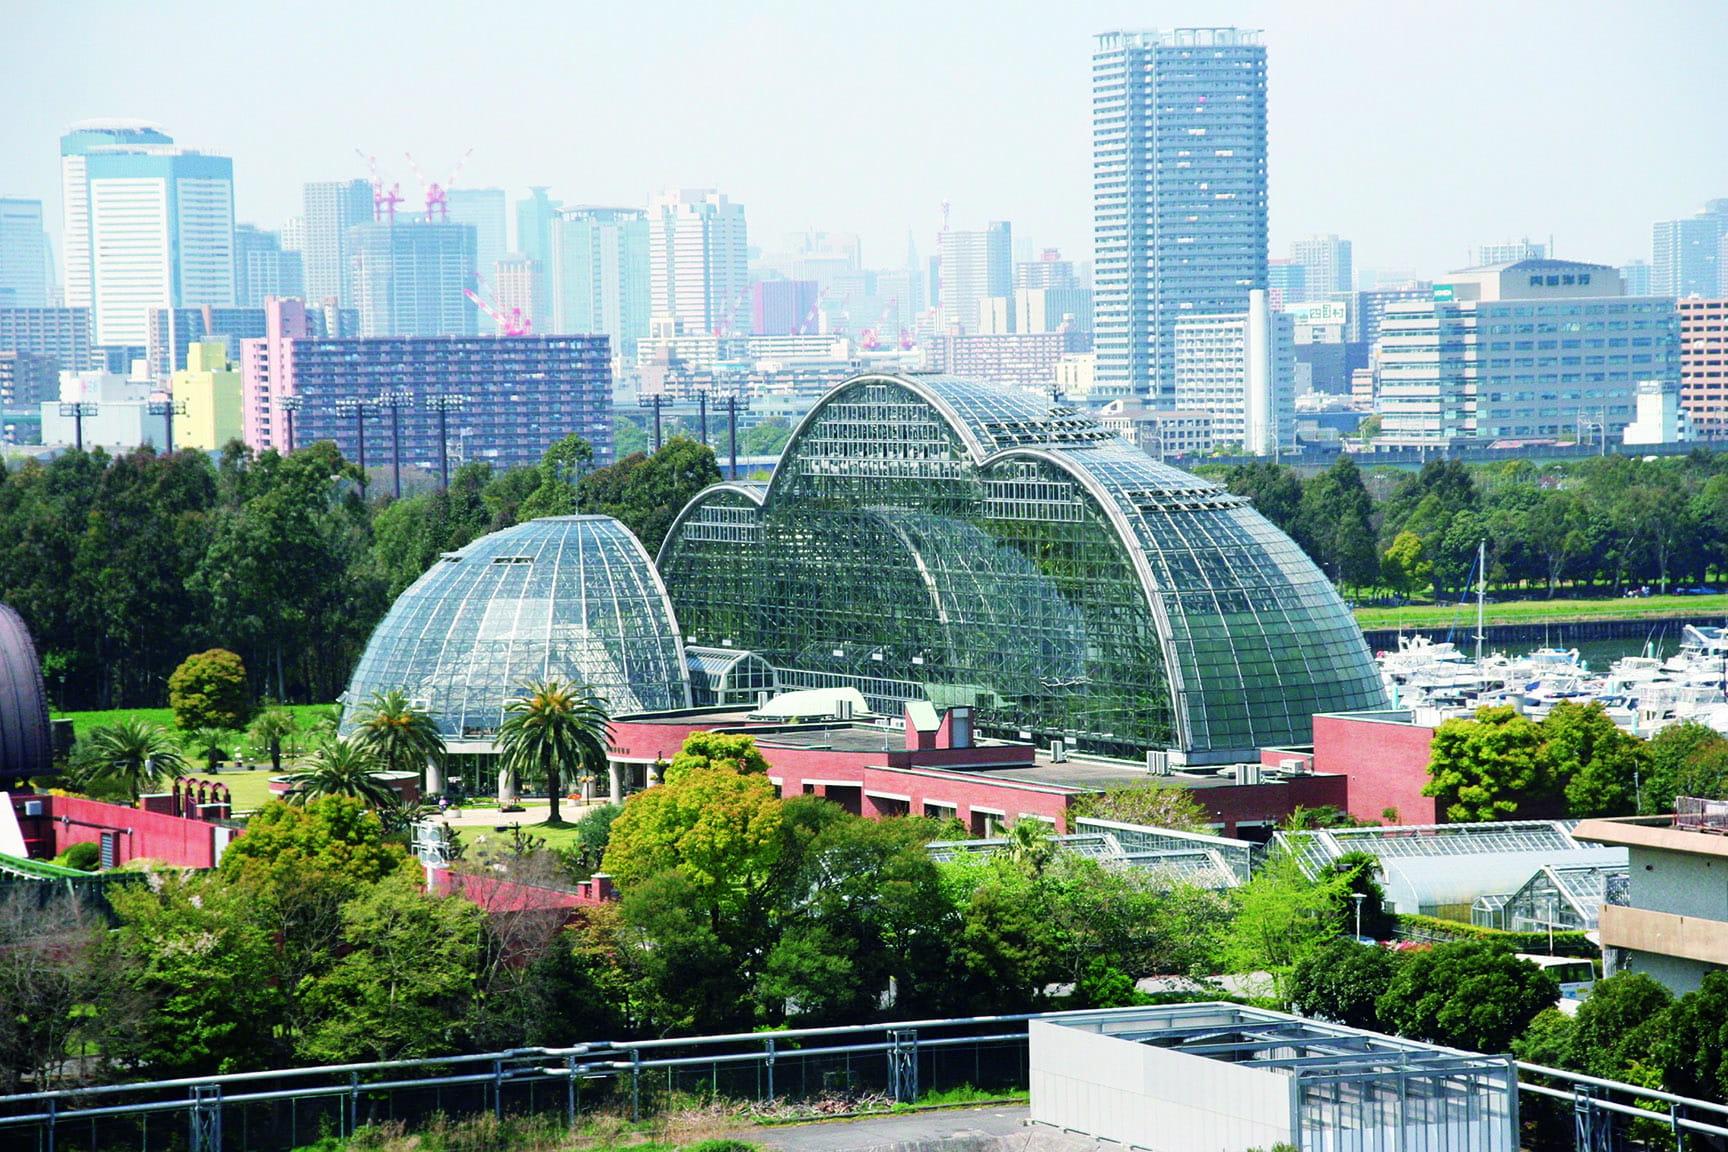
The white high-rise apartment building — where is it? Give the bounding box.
[0,198,50,307]
[648,189,748,338]
[1092,28,1269,403]
[60,120,236,349]
[1173,289,1293,455]
[1288,234,1352,302]
[938,222,1012,334]
[552,206,649,362]
[301,179,374,307]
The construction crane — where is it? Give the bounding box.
[405,148,473,223]
[354,149,404,223]
[464,273,531,336]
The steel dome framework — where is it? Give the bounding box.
[656,373,1386,762]
[343,516,691,740]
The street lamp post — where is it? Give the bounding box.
[722,391,749,480]
[696,388,709,447]
[379,389,412,499]
[1350,892,1367,941]
[279,395,302,454]
[333,398,371,500]
[426,394,466,492]
[58,401,98,452]
[144,396,186,454]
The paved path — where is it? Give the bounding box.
[749,1106,1050,1152]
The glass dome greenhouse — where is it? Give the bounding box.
[343,516,691,740]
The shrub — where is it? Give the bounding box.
[168,649,251,731]
[61,841,101,871]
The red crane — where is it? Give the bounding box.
[465,274,531,336]
[405,148,473,223]
[354,149,404,222]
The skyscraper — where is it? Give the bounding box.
[347,221,477,338]
[446,188,508,286]
[301,179,374,306]
[550,206,649,361]
[1289,234,1352,300]
[1653,203,1728,299]
[60,120,236,349]
[0,199,49,308]
[648,189,748,338]
[233,224,305,306]
[1619,259,1652,297]
[938,222,1012,334]
[1092,28,1269,403]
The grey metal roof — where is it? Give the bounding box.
[0,603,51,780]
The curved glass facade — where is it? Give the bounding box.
[657,374,1386,762]
[344,516,690,739]
[0,602,52,782]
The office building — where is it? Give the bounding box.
[1014,249,1080,291]
[1173,290,1294,455]
[285,335,612,473]
[1266,260,1306,310]
[1580,803,1728,994]
[301,179,374,307]
[1094,400,1214,458]
[1619,259,1651,297]
[1288,234,1352,301]
[232,225,304,307]
[921,331,1090,396]
[347,221,477,338]
[1377,259,1679,445]
[1352,283,1434,348]
[0,351,56,412]
[0,307,93,373]
[648,189,748,338]
[1092,28,1269,402]
[0,199,50,307]
[170,341,243,450]
[1652,203,1728,298]
[1679,298,1728,439]
[514,188,561,329]
[493,255,539,335]
[937,221,1011,334]
[1475,238,1546,266]
[39,362,164,451]
[551,206,649,361]
[657,372,1386,763]
[60,121,236,348]
[446,187,508,334]
[752,280,819,336]
[1015,287,1093,334]
[146,307,267,377]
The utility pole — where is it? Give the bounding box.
[722,391,750,480]
[380,389,412,499]
[58,401,98,452]
[637,393,666,451]
[426,394,465,491]
[334,397,371,500]
[279,395,302,453]
[145,396,186,453]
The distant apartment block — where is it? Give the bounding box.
[921,330,1090,396]
[347,221,477,338]
[1652,202,1728,298]
[937,222,1011,335]
[0,307,94,372]
[1173,290,1293,456]
[1289,234,1353,301]
[146,306,267,377]
[1095,400,1214,459]
[233,224,304,307]
[1680,298,1728,440]
[649,189,748,338]
[752,280,818,336]
[301,179,374,306]
[285,335,613,473]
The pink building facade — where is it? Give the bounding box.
[240,297,315,452]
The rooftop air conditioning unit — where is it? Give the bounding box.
[1237,762,1263,786]
[1145,750,1170,776]
[1050,739,1068,763]
[756,690,770,709]
[836,698,854,721]
[1281,757,1309,775]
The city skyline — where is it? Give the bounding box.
[4,1,1726,282]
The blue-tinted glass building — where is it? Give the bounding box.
[289,334,613,474]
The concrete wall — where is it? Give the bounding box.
[8,793,227,868]
[1029,1020,1292,1151]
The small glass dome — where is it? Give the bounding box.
[343,516,691,740]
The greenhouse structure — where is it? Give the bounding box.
[656,372,1387,764]
[1472,862,1629,933]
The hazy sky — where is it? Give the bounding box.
[5,0,1726,278]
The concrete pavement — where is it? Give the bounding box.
[747,1106,1100,1152]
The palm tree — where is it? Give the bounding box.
[497,679,611,825]
[248,709,297,773]
[1005,818,1057,873]
[284,736,397,809]
[350,690,446,791]
[83,719,189,805]
[183,727,232,774]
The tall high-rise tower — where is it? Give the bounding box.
[647,189,748,338]
[301,179,374,307]
[0,198,50,307]
[1289,234,1353,301]
[938,222,1012,334]
[550,206,649,361]
[1092,28,1268,403]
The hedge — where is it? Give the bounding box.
[1393,913,1597,958]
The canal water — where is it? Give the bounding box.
[1366,617,1727,672]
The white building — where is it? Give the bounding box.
[1173,289,1294,456]
[938,222,1011,334]
[648,189,748,339]
[1095,400,1213,459]
[1055,353,1097,402]
[1623,380,1689,445]
[60,121,235,349]
[1288,234,1353,302]
[300,179,373,307]
[553,207,649,362]
[1377,259,1680,446]
[40,363,163,450]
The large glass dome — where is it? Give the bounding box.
[657,373,1388,764]
[0,602,52,784]
[343,516,691,740]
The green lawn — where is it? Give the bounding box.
[52,703,335,745]
[1353,593,1728,631]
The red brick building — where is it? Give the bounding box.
[1680,299,1728,440]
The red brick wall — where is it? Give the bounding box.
[1312,714,1438,825]
[10,794,225,868]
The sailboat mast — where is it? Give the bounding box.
[1475,539,1486,670]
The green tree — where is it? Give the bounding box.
[565,802,621,875]
[612,870,748,1034]
[1562,972,1671,1080]
[1424,706,1558,823]
[1320,851,1396,940]
[664,730,770,784]
[1296,456,1377,588]
[167,648,251,730]
[945,871,1062,1014]
[1380,530,1431,600]
[1219,848,1349,1002]
[1543,700,1648,818]
[248,708,297,773]
[1651,969,1728,1100]
[497,679,611,824]
[1004,818,1057,873]
[742,418,792,457]
[81,717,189,804]
[1642,721,1728,814]
[350,689,446,791]
[285,736,396,808]
[517,434,595,520]
[296,870,484,1064]
[578,436,722,554]
[1288,938,1401,1030]
[1222,462,1302,537]
[182,726,232,773]
[1375,942,1558,1053]
[1070,785,1211,832]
